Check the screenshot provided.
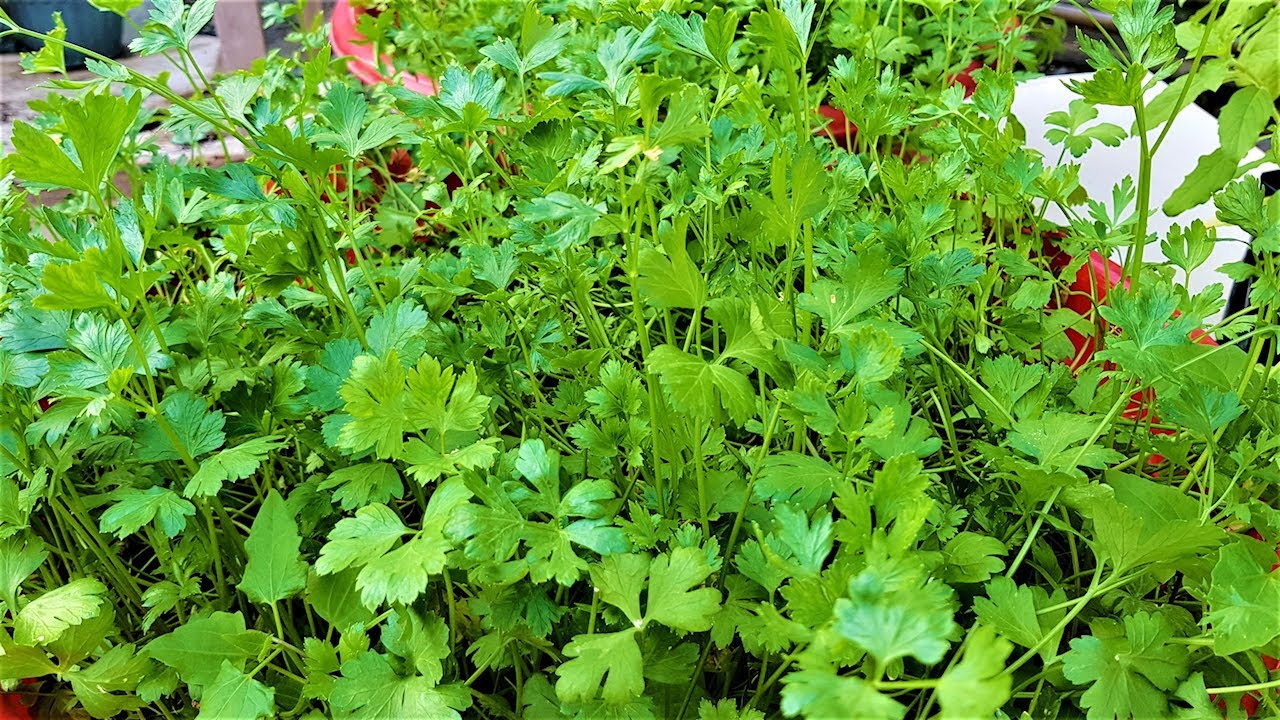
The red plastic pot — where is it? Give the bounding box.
[948,59,985,98]
[1057,249,1278,720]
[816,56,986,148]
[1042,243,1217,463]
[1041,241,1216,369]
[330,0,437,96]
[0,683,33,720]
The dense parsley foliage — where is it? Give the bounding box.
[0,0,1278,718]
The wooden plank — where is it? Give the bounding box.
[303,1,331,29]
[1,35,221,151]
[214,0,268,72]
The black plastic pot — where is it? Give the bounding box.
[4,0,124,68]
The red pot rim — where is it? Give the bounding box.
[329,0,438,96]
[0,692,32,720]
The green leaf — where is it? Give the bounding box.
[756,145,829,245]
[940,532,1006,584]
[647,345,756,425]
[779,0,815,53]
[130,0,216,55]
[51,602,117,667]
[754,453,840,512]
[65,643,147,717]
[319,462,405,511]
[367,300,429,360]
[1214,178,1271,237]
[0,307,70,354]
[698,699,765,720]
[645,547,722,632]
[1206,539,1280,655]
[764,505,833,577]
[653,86,710,150]
[435,64,506,124]
[306,569,375,633]
[301,637,339,700]
[405,355,491,437]
[480,38,522,73]
[0,634,59,680]
[1074,474,1223,573]
[0,472,44,537]
[555,629,644,704]
[1160,385,1244,438]
[1165,86,1273,215]
[337,352,413,458]
[1160,221,1216,276]
[780,669,904,720]
[197,661,275,720]
[659,12,713,62]
[1062,613,1189,720]
[402,438,500,486]
[99,487,196,539]
[238,490,307,605]
[316,83,419,158]
[338,353,491,459]
[590,553,648,624]
[588,548,720,632]
[330,651,466,719]
[383,609,449,683]
[936,626,1013,720]
[870,455,932,546]
[798,251,900,332]
[6,122,79,188]
[0,536,48,611]
[1008,278,1054,310]
[316,504,407,576]
[833,560,956,665]
[136,390,226,462]
[305,338,362,412]
[1237,13,1279,96]
[35,254,117,312]
[973,577,1067,661]
[186,436,287,498]
[10,92,141,193]
[14,577,106,646]
[1143,59,1229,130]
[840,326,902,386]
[46,313,168,392]
[703,7,740,68]
[145,612,269,687]
[1163,150,1240,219]
[19,12,66,74]
[636,218,706,310]
[511,192,605,251]
[1044,99,1127,157]
[0,350,47,388]
[1006,412,1124,475]
[1067,66,1141,107]
[1172,673,1224,720]
[88,0,143,16]
[977,355,1049,425]
[355,534,449,609]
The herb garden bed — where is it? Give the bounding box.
[0,0,1278,719]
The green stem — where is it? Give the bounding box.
[1004,565,1106,676]
[919,339,1015,427]
[1127,100,1152,290]
[344,158,388,310]
[1206,677,1280,695]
